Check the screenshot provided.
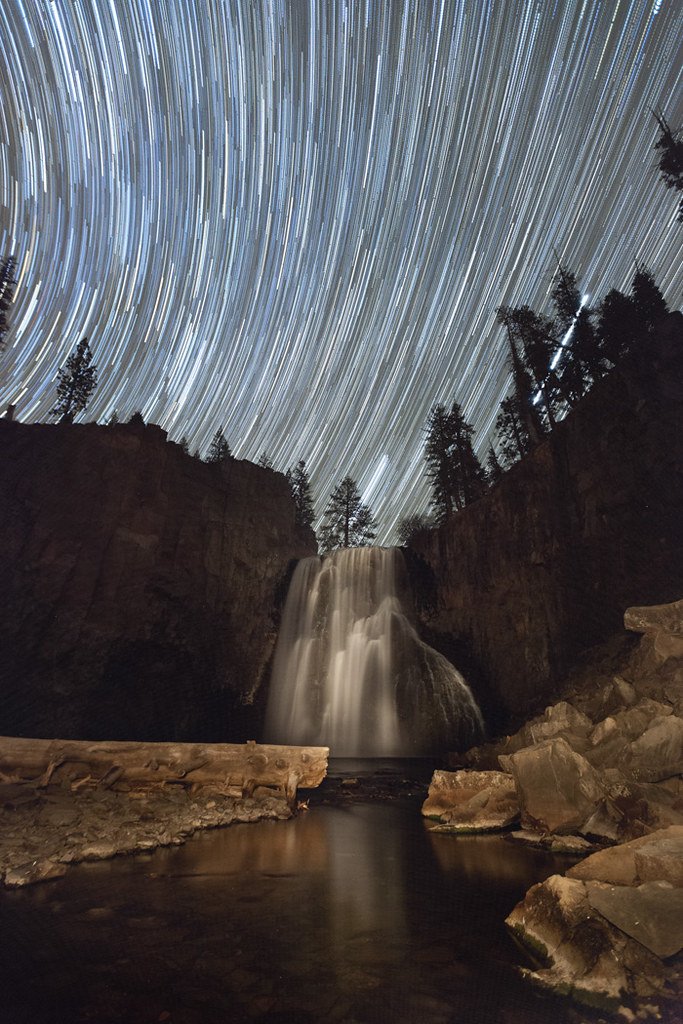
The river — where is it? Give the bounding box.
[0,761,587,1024]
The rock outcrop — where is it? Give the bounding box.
[408,319,683,727]
[425,597,683,1016]
[421,768,518,831]
[0,420,316,741]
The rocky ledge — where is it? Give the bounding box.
[0,782,292,888]
[423,597,683,1019]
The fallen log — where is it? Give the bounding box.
[0,737,328,804]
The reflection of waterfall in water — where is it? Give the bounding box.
[264,546,484,756]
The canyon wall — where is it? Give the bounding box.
[0,420,316,741]
[409,316,683,731]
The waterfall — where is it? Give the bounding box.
[264,546,484,757]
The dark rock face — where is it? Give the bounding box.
[409,318,683,728]
[0,420,316,741]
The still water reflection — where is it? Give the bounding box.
[0,779,586,1024]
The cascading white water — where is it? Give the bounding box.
[264,546,484,756]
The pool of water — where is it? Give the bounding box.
[0,765,588,1024]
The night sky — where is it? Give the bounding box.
[0,1,681,543]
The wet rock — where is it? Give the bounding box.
[421,769,519,831]
[505,737,604,834]
[568,826,683,887]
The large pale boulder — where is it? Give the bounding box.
[506,874,666,1008]
[505,737,604,834]
[568,825,683,887]
[421,769,519,831]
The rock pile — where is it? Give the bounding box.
[423,597,683,1017]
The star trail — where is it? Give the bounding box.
[0,1,681,542]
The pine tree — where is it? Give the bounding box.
[51,337,98,423]
[178,436,190,454]
[654,111,683,222]
[571,307,606,387]
[485,444,503,485]
[499,304,575,427]
[424,404,458,521]
[631,263,668,336]
[497,307,547,443]
[597,289,637,366]
[319,476,376,552]
[551,261,581,335]
[107,410,119,426]
[424,402,486,521]
[286,459,315,529]
[257,452,273,469]
[396,513,429,546]
[206,428,231,462]
[550,262,590,402]
[0,255,17,352]
[494,395,533,467]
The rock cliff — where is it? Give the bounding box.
[409,316,683,729]
[0,420,316,741]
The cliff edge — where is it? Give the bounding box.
[409,315,683,730]
[0,420,316,741]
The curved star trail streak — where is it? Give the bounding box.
[0,1,681,542]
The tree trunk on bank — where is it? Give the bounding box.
[0,737,328,805]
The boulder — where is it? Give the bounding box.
[505,737,604,834]
[506,874,666,1008]
[625,598,683,639]
[584,778,683,842]
[568,825,683,887]
[629,715,683,780]
[625,598,683,666]
[521,701,593,749]
[612,700,673,740]
[421,769,518,831]
[586,880,683,958]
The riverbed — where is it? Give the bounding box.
[0,761,588,1024]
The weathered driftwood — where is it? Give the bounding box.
[0,737,328,804]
